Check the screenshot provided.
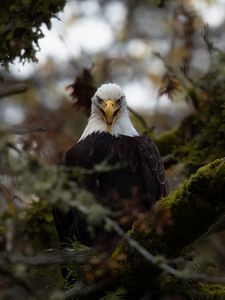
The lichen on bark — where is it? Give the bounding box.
[159,273,225,300]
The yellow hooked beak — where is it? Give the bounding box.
[102,99,119,128]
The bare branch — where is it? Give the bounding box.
[8,250,91,266]
[63,278,110,299]
[0,123,47,136]
[10,123,47,135]
[0,83,29,98]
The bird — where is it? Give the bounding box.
[53,83,168,251]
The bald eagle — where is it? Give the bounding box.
[53,83,167,250]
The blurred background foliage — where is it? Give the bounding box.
[1,0,225,299]
[0,0,66,67]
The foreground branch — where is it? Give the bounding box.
[7,250,91,266]
[105,218,225,283]
[10,123,47,135]
[63,279,111,299]
[67,186,225,284]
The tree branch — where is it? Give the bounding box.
[104,217,225,284]
[67,192,225,284]
[10,123,47,135]
[63,278,111,299]
[0,83,29,98]
[0,123,48,136]
[8,250,91,266]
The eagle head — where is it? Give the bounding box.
[91,83,127,131]
[79,83,138,140]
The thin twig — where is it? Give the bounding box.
[0,123,47,135]
[10,123,47,135]
[8,251,91,266]
[201,24,220,53]
[64,278,110,298]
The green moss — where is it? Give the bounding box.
[192,282,225,300]
[125,158,225,259]
[111,242,126,260]
[23,198,57,250]
[108,159,225,298]
[147,159,225,256]
[159,274,225,300]
[159,273,192,298]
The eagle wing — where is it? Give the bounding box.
[53,142,94,248]
[63,143,80,167]
[54,135,168,248]
[138,135,168,205]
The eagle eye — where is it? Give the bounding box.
[116,96,124,105]
[96,96,104,104]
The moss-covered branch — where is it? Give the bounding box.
[159,273,225,300]
[111,158,225,299]
[133,158,225,256]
